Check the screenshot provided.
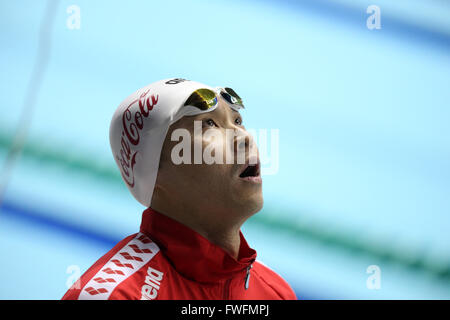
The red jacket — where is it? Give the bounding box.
[62,208,297,300]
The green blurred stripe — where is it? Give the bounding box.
[249,213,450,281]
[0,130,121,183]
[0,130,449,281]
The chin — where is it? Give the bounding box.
[239,191,264,216]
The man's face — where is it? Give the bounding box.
[154,94,263,219]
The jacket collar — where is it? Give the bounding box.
[140,207,257,283]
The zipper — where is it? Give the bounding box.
[223,278,232,300]
[223,262,254,299]
[244,263,253,290]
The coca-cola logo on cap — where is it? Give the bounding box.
[116,89,159,188]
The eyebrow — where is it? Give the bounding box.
[193,106,242,122]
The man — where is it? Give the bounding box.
[62,78,297,300]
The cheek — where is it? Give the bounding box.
[200,129,232,161]
[201,129,224,145]
[202,137,225,153]
[182,166,230,198]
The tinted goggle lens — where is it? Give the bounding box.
[220,87,244,108]
[183,88,218,110]
[183,87,244,111]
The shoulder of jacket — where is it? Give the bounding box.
[63,232,161,300]
[252,260,298,300]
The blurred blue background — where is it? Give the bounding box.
[1,0,449,299]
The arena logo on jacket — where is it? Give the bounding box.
[78,233,160,300]
[140,266,164,300]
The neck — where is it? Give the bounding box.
[187,219,242,260]
[151,194,245,260]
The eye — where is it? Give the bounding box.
[204,118,217,127]
[235,117,243,126]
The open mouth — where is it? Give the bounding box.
[238,159,261,183]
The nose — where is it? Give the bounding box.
[234,129,248,152]
[234,129,257,161]
[236,133,247,152]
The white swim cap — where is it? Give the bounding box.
[109,78,244,207]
